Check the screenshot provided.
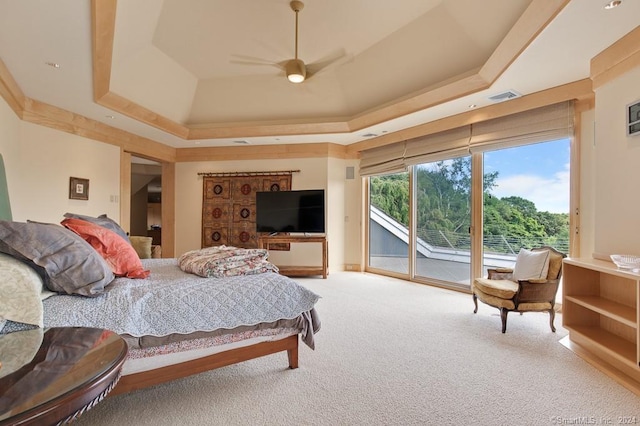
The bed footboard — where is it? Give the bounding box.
[111,334,299,396]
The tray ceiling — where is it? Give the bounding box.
[0,0,639,148]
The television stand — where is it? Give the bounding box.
[258,235,328,279]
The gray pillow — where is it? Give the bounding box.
[0,221,115,297]
[63,212,130,243]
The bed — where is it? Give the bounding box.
[0,217,321,396]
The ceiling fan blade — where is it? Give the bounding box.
[229,54,286,71]
[306,48,350,77]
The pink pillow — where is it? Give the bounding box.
[61,218,150,279]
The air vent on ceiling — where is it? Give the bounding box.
[488,90,521,102]
[233,140,250,144]
[362,133,378,138]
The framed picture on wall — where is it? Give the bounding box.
[69,177,89,200]
[627,99,640,136]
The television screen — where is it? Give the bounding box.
[255,189,325,234]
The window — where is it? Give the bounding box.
[364,102,574,290]
[481,139,570,274]
[368,172,410,276]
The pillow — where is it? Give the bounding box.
[0,253,52,327]
[130,236,152,259]
[61,218,149,279]
[63,212,130,243]
[512,248,550,281]
[0,221,114,297]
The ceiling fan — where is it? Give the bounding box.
[232,1,346,84]
[285,0,307,83]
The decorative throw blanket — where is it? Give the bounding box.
[178,245,279,278]
[41,259,320,348]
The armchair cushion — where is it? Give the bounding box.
[512,248,550,280]
[474,278,518,299]
[474,287,516,310]
[546,249,564,280]
[518,301,553,311]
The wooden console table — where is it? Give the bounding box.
[258,235,328,278]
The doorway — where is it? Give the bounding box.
[130,156,162,245]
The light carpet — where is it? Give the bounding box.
[76,272,639,425]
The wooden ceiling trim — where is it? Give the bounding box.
[591,26,640,90]
[21,98,176,162]
[0,57,26,118]
[91,0,116,101]
[479,0,571,82]
[348,1,570,133]
[346,79,593,155]
[347,71,488,132]
[175,142,350,162]
[97,92,189,139]
[91,0,189,140]
[187,120,350,140]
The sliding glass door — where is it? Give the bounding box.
[414,157,471,288]
[366,139,571,291]
[368,172,410,276]
[365,103,575,290]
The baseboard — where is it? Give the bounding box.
[343,264,362,272]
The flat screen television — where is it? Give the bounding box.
[255,189,325,234]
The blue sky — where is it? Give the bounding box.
[483,138,570,214]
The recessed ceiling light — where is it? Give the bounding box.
[45,61,60,68]
[604,0,622,9]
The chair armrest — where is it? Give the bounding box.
[516,279,560,303]
[487,268,514,280]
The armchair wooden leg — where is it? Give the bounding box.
[549,308,556,333]
[473,293,478,313]
[500,308,508,333]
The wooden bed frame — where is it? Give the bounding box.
[110,334,299,395]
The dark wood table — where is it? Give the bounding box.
[0,327,127,425]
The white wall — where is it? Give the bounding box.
[593,66,640,258]
[0,99,121,224]
[330,157,362,269]
[579,108,596,258]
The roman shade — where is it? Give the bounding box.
[359,100,574,177]
[404,126,471,166]
[469,101,574,153]
[359,142,407,177]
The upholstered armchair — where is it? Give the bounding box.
[472,246,566,333]
[130,236,162,259]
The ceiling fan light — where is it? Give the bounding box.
[286,59,306,83]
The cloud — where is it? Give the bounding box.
[490,162,569,213]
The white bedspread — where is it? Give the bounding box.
[42,259,320,341]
